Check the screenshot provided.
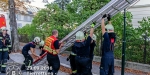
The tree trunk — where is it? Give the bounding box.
[8,0,20,52]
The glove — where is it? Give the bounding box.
[107,14,111,21]
[66,54,71,61]
[102,14,107,18]
[91,21,96,28]
[8,50,11,54]
[66,57,69,61]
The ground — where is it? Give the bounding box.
[0,44,149,75]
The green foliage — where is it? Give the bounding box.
[18,0,150,64]
[54,0,71,10]
[19,3,73,41]
[112,14,150,64]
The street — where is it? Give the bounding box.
[0,46,147,75]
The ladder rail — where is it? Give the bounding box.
[60,0,118,42]
[59,0,139,53]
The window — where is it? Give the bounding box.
[17,23,22,28]
[30,17,33,21]
[23,15,33,22]
[29,16,33,22]
[16,14,21,20]
[27,16,31,22]
[24,15,28,21]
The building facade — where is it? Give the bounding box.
[0,4,40,35]
[128,4,150,28]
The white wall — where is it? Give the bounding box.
[0,11,34,35]
[128,5,150,28]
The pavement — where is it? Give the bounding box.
[0,55,141,75]
[59,55,137,75]
[0,45,147,75]
[0,59,69,75]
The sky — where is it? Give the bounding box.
[30,0,54,8]
[30,0,150,8]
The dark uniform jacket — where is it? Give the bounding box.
[0,32,11,52]
[102,32,116,57]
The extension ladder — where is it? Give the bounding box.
[33,0,139,65]
[59,0,139,53]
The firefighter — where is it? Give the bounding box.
[66,45,77,75]
[100,14,116,75]
[21,37,41,71]
[43,29,63,75]
[89,34,96,74]
[0,26,11,73]
[74,22,95,75]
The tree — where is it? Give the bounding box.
[0,0,48,52]
[0,0,24,52]
[8,0,20,52]
[0,0,24,11]
[18,3,73,41]
[54,0,71,10]
[18,0,150,64]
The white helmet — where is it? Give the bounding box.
[92,34,96,41]
[1,26,8,31]
[75,31,85,40]
[105,24,114,33]
[39,40,44,46]
[33,37,41,43]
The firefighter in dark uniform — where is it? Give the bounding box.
[74,23,95,75]
[43,29,63,75]
[100,14,116,75]
[0,27,11,73]
[89,34,96,74]
[67,45,77,75]
[21,37,41,71]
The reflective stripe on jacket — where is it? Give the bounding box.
[43,36,58,55]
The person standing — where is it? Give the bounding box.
[43,29,63,75]
[100,14,116,75]
[89,34,97,74]
[74,22,95,75]
[67,45,77,75]
[0,26,11,73]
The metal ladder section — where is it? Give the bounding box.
[59,0,139,53]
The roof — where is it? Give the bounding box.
[0,0,41,15]
[16,3,41,15]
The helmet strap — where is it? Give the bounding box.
[76,39,84,42]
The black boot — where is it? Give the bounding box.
[21,64,26,70]
[0,66,1,72]
[70,73,77,75]
[1,71,6,73]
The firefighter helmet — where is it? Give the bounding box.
[92,34,96,41]
[105,24,114,33]
[75,31,85,40]
[33,37,41,43]
[1,26,8,31]
[39,40,44,46]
